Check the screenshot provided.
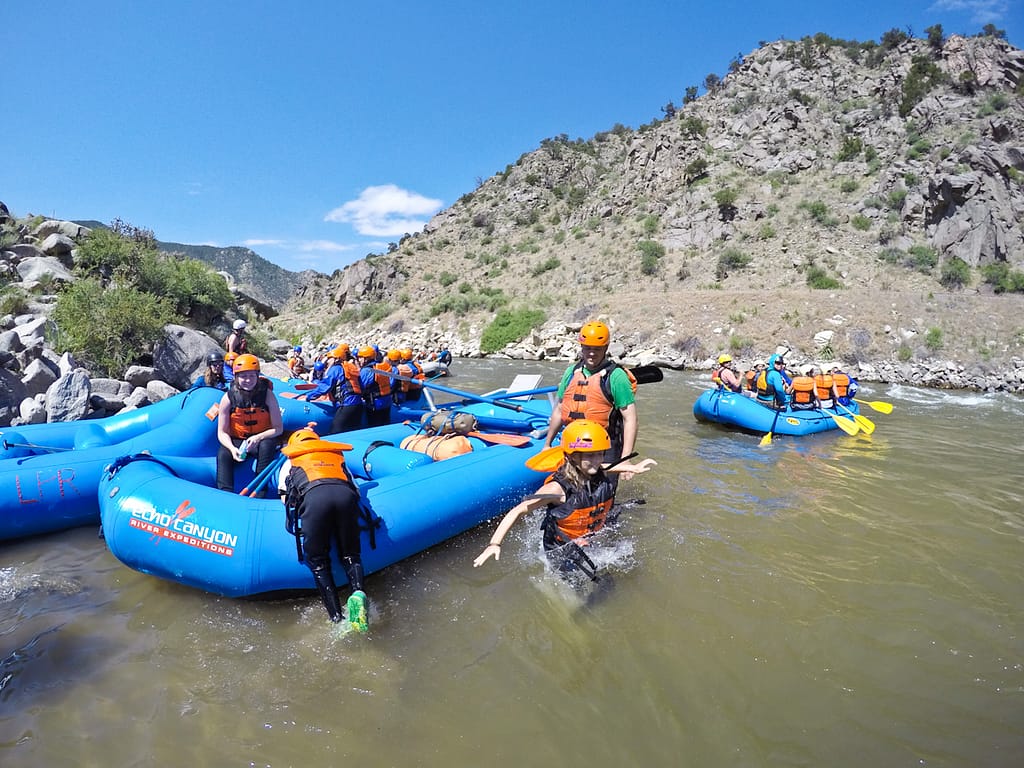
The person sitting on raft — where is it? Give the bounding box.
[216,354,283,496]
[278,427,368,632]
[194,351,229,390]
[754,353,789,410]
[787,364,819,410]
[712,354,744,393]
[828,363,859,406]
[812,364,838,410]
[473,419,656,579]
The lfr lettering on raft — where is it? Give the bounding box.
[15,468,82,505]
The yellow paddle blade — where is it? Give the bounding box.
[831,414,860,436]
[855,398,893,414]
[853,414,876,434]
[525,446,565,472]
[758,431,773,447]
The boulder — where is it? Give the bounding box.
[20,357,59,397]
[152,324,223,390]
[145,380,180,402]
[0,368,29,427]
[45,369,92,423]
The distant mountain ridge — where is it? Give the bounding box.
[155,241,307,310]
[268,29,1024,369]
[73,220,306,311]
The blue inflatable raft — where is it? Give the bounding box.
[0,383,337,541]
[98,401,551,597]
[692,388,861,436]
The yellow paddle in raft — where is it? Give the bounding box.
[836,403,875,434]
[853,398,894,414]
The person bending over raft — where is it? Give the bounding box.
[473,420,655,579]
[216,354,283,496]
[278,428,369,632]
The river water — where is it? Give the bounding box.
[1,359,1021,767]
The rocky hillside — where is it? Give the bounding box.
[271,30,1024,378]
[155,240,309,311]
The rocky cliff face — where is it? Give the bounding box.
[274,32,1024,378]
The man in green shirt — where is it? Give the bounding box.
[543,321,638,465]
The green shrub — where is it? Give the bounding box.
[851,214,872,231]
[53,278,174,377]
[799,200,838,227]
[714,187,738,210]
[924,327,943,352]
[888,188,908,210]
[908,245,938,273]
[836,135,862,161]
[438,271,457,287]
[480,308,546,354]
[715,248,752,279]
[899,55,947,117]
[980,262,1024,293]
[939,257,971,289]
[897,344,913,362]
[638,240,666,275]
[641,215,660,236]
[684,157,708,184]
[0,287,30,316]
[806,266,843,289]
[530,257,561,277]
[840,178,859,193]
[137,253,234,325]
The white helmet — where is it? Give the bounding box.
[233,319,247,331]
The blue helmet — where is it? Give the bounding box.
[293,345,302,353]
[313,360,326,372]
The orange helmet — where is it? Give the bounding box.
[232,353,260,373]
[224,352,239,365]
[282,426,353,457]
[287,428,319,448]
[401,348,413,362]
[358,345,376,360]
[328,344,349,360]
[387,349,402,362]
[578,321,610,347]
[561,419,611,453]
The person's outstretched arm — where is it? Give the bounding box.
[473,482,564,567]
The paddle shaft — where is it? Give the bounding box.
[240,452,286,496]
[760,407,783,446]
[383,370,552,416]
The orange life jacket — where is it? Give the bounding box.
[544,470,616,543]
[744,370,758,391]
[560,360,637,430]
[832,372,851,399]
[283,446,355,504]
[370,362,393,398]
[288,356,306,375]
[789,376,816,406]
[397,362,425,394]
[227,378,274,438]
[814,373,835,402]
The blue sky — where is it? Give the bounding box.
[5,1,1020,273]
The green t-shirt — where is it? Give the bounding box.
[557,362,636,408]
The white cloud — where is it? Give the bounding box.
[243,238,285,247]
[929,0,1010,24]
[297,240,356,253]
[324,184,443,237]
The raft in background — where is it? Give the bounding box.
[98,398,552,597]
[0,383,337,541]
[692,388,861,436]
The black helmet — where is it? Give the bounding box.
[206,351,224,366]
